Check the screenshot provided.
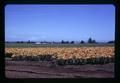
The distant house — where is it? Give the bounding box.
[35,42,41,44]
[35,42,48,44]
[42,42,47,44]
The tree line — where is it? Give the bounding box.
[5,37,114,44]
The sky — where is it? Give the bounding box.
[5,4,115,42]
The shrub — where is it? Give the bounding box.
[5,53,13,58]
[56,59,66,66]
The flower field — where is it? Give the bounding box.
[5,47,114,59]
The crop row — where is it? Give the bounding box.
[5,47,114,59]
[5,53,114,65]
[5,47,114,65]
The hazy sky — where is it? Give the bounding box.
[5,4,115,42]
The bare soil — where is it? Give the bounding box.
[5,61,114,78]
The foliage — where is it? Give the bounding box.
[5,53,13,58]
[5,47,114,65]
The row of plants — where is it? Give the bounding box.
[12,55,57,61]
[5,53,13,58]
[5,53,114,65]
[5,52,57,61]
[55,57,114,66]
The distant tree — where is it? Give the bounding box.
[88,38,92,43]
[66,41,69,44]
[21,41,23,43]
[40,41,43,44]
[71,41,74,44]
[6,41,9,43]
[27,40,31,43]
[107,41,114,43]
[88,38,97,43]
[92,40,96,43]
[52,41,55,44]
[61,40,64,44]
[80,40,85,44]
[16,41,20,43]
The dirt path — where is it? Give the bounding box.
[5,61,114,78]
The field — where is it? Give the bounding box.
[5,43,114,48]
[5,43,115,78]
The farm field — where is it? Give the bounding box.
[5,43,114,48]
[5,46,114,60]
[5,43,115,78]
[5,4,115,78]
